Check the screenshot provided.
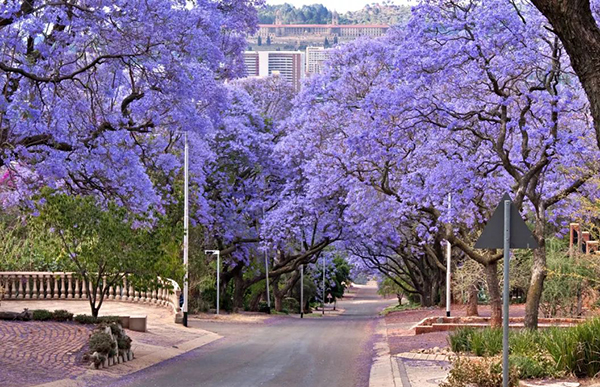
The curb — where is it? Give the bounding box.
[369,317,402,387]
[394,352,451,362]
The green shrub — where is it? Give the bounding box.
[440,356,519,387]
[509,329,543,356]
[480,328,502,356]
[118,336,132,350]
[258,301,271,314]
[448,327,475,353]
[51,309,73,322]
[32,309,53,321]
[282,297,300,314]
[89,331,116,356]
[98,315,121,324]
[510,354,558,379]
[74,314,98,324]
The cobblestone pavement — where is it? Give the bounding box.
[0,320,91,387]
[0,300,218,386]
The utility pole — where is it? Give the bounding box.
[300,265,304,318]
[446,193,451,317]
[322,256,325,316]
[263,207,270,309]
[183,132,189,327]
[205,250,220,314]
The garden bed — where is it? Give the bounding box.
[415,316,584,334]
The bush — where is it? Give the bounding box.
[52,309,73,322]
[448,318,600,379]
[98,315,121,324]
[472,328,502,357]
[74,314,121,324]
[118,336,132,350]
[440,356,519,387]
[74,314,98,324]
[32,309,53,321]
[89,331,116,357]
[258,301,271,314]
[510,354,558,379]
[283,297,300,314]
[448,327,475,353]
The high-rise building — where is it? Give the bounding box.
[243,52,259,76]
[242,51,306,91]
[305,47,332,75]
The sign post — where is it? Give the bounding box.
[475,193,537,387]
[502,200,510,387]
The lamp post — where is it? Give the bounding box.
[183,132,189,327]
[300,264,304,318]
[322,255,325,316]
[446,193,452,317]
[262,207,270,309]
[205,250,220,314]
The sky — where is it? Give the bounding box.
[264,0,416,13]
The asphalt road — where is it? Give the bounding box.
[109,283,394,387]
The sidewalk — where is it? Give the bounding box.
[0,300,220,387]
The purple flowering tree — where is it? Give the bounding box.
[284,0,599,328]
[0,0,258,212]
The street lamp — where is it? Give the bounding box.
[446,193,452,318]
[322,255,325,316]
[300,264,304,318]
[205,250,220,314]
[183,132,189,327]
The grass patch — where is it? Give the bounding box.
[379,302,420,316]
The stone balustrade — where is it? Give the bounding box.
[0,272,181,315]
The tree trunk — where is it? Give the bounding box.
[525,246,547,329]
[466,280,479,317]
[232,269,246,312]
[484,261,502,328]
[420,289,434,307]
[396,292,404,306]
[274,292,283,312]
[249,291,264,312]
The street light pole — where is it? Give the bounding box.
[300,264,304,318]
[446,193,451,318]
[263,207,270,309]
[183,132,189,327]
[205,250,220,315]
[322,256,325,316]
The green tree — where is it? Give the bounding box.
[333,35,338,45]
[35,191,183,317]
[266,35,271,45]
[258,36,262,46]
[324,37,330,48]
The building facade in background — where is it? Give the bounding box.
[256,11,388,41]
[243,51,306,91]
[305,46,332,75]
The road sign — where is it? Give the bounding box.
[327,293,332,301]
[474,193,537,387]
[474,193,538,249]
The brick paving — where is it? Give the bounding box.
[0,320,91,387]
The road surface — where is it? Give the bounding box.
[108,282,394,387]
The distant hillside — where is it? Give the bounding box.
[257,2,412,26]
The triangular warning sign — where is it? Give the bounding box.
[474,193,538,249]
